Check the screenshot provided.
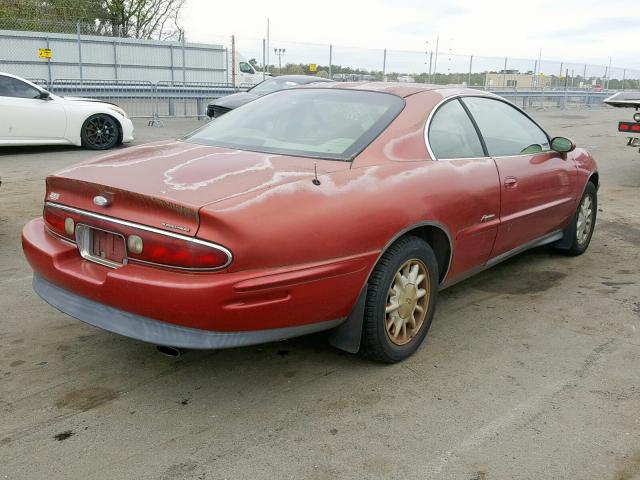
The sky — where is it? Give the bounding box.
[181,0,640,75]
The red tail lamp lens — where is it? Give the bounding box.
[43,205,81,240]
[43,204,231,270]
[126,232,230,270]
[618,122,640,132]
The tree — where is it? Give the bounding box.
[283,64,305,75]
[0,0,185,39]
[105,0,185,40]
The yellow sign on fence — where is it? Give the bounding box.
[38,48,52,59]
[309,63,317,73]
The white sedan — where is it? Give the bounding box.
[0,72,134,150]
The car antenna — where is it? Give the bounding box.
[312,162,321,186]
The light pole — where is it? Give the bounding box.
[433,36,439,77]
[274,48,285,74]
[426,36,440,84]
[425,41,433,84]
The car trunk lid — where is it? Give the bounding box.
[45,140,350,236]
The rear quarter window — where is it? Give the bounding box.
[428,99,485,159]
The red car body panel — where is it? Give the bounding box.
[46,142,350,237]
[22,83,598,348]
[23,218,373,331]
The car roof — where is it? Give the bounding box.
[270,75,334,84]
[0,71,45,90]
[306,81,491,99]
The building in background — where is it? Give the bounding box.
[485,70,552,89]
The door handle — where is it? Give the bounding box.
[481,214,496,223]
[504,177,518,189]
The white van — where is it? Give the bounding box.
[235,55,270,86]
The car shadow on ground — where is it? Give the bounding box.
[4,242,595,439]
[59,245,563,375]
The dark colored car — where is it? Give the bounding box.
[206,75,334,118]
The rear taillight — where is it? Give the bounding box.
[43,205,82,241]
[619,122,640,133]
[43,203,232,271]
[124,228,231,270]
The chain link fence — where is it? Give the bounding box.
[241,36,640,90]
[1,18,639,120]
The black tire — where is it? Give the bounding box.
[360,236,439,363]
[81,114,120,150]
[556,181,597,256]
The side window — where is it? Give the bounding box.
[428,99,485,159]
[239,62,255,74]
[462,97,550,156]
[0,76,41,99]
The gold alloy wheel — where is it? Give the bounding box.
[385,259,430,346]
[576,193,594,247]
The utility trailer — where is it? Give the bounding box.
[604,92,640,152]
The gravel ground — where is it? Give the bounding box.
[0,107,639,480]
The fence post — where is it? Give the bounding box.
[502,57,507,88]
[558,62,563,79]
[181,34,187,83]
[382,49,387,81]
[169,44,175,83]
[231,35,236,88]
[182,34,187,116]
[529,60,536,106]
[76,22,83,84]
[467,55,473,86]
[329,44,333,79]
[168,44,175,116]
[148,82,164,128]
[45,36,52,87]
[585,85,590,106]
[262,38,266,81]
[562,68,568,109]
[113,40,118,82]
[225,48,229,85]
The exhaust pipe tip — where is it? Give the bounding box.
[156,345,183,357]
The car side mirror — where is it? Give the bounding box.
[38,91,51,100]
[550,136,576,154]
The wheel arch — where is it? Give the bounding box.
[588,170,599,189]
[328,220,453,354]
[80,112,123,146]
[378,221,453,284]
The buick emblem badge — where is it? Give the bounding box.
[93,195,110,207]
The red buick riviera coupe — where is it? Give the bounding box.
[22,83,598,362]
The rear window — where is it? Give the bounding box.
[184,89,405,161]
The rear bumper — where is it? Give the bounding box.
[33,274,343,349]
[22,217,372,336]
